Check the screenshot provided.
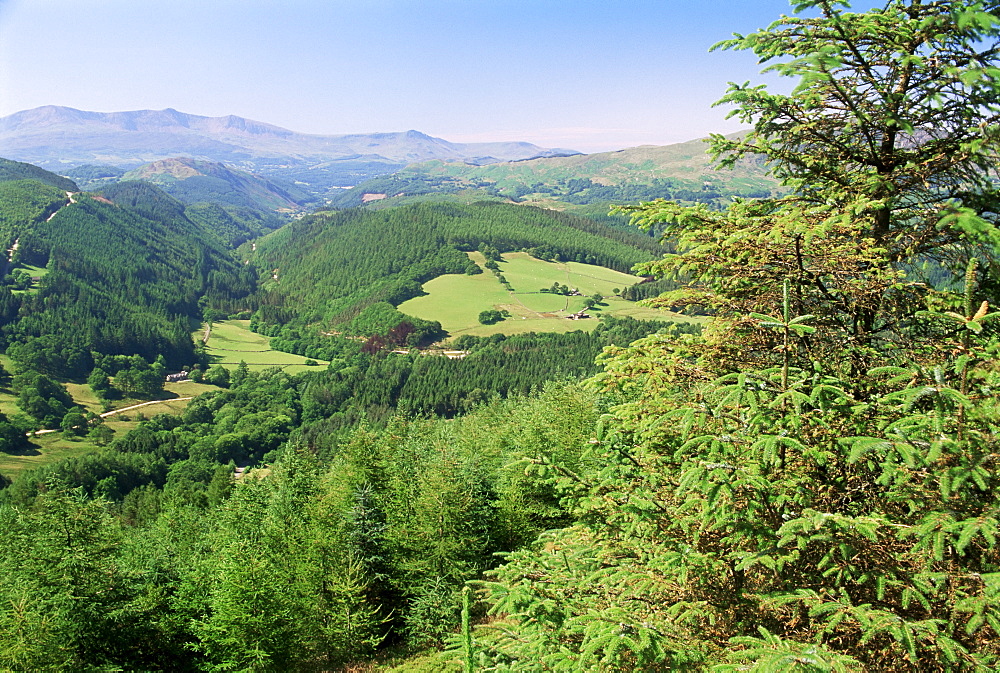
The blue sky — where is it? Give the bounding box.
[1,0,812,152]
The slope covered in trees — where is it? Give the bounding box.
[182,201,286,248]
[248,201,660,327]
[0,179,69,250]
[122,157,314,212]
[0,314,687,670]
[5,181,255,375]
[0,377,600,671]
[0,157,77,192]
[69,159,301,247]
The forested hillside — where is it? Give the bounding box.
[122,157,314,212]
[0,157,77,191]
[248,201,660,328]
[63,163,126,190]
[68,159,301,247]
[183,201,286,248]
[0,315,691,670]
[5,181,255,374]
[0,179,69,249]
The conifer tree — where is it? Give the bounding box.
[477,1,1000,669]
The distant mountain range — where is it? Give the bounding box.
[0,106,580,187]
[0,106,778,211]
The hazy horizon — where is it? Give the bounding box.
[0,1,863,154]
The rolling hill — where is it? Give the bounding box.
[0,157,78,192]
[330,135,780,213]
[65,159,305,247]
[245,201,661,331]
[121,157,313,212]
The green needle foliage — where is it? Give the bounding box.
[618,0,1000,381]
[473,1,1000,670]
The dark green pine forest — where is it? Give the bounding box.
[2,180,255,377]
[5,1,1000,671]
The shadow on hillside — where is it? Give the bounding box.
[5,443,41,457]
[152,390,184,401]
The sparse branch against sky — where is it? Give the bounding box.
[0,1,845,152]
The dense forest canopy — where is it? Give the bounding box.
[1,181,255,374]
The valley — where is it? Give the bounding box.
[0,158,690,487]
[1,2,996,666]
[0,107,788,672]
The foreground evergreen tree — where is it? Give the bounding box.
[475,1,1000,670]
[623,0,1000,379]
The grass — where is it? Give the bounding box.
[0,320,320,481]
[0,374,222,480]
[201,320,329,374]
[0,435,99,479]
[21,263,48,278]
[399,251,700,339]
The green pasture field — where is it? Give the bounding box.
[21,264,47,278]
[0,380,220,480]
[0,435,99,479]
[399,251,699,339]
[203,320,329,374]
[499,253,637,295]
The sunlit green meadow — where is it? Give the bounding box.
[399,251,697,338]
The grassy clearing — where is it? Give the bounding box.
[0,393,205,480]
[0,375,222,480]
[399,252,700,339]
[10,264,48,295]
[0,321,316,481]
[21,264,48,278]
[202,320,328,374]
[0,435,98,479]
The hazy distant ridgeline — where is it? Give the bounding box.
[0,106,781,206]
[332,135,780,211]
[0,106,580,187]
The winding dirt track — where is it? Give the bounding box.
[31,397,194,436]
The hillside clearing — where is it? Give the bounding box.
[202,319,329,373]
[0,380,221,479]
[399,251,699,338]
